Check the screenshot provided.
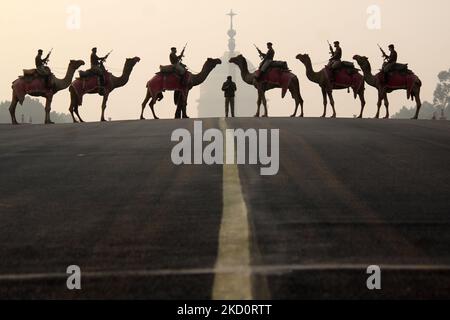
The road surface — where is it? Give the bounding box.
[0,117,449,299]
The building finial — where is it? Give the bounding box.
[227,9,237,53]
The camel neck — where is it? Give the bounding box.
[111,62,133,88]
[191,63,214,86]
[303,60,321,84]
[54,64,77,92]
[361,63,377,87]
[237,59,254,85]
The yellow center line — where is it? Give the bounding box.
[212,118,252,300]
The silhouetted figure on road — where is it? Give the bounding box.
[222,76,237,117]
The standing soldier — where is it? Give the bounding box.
[222,76,237,118]
[90,47,110,87]
[256,42,275,78]
[35,49,53,87]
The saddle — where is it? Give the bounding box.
[269,61,289,70]
[159,65,176,73]
[23,69,39,77]
[79,70,95,78]
[392,63,409,72]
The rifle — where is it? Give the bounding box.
[180,43,188,60]
[43,48,53,64]
[327,41,334,55]
[101,50,113,63]
[254,44,264,59]
[377,44,388,59]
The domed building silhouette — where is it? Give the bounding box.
[196,10,257,118]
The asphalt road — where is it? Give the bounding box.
[0,117,449,299]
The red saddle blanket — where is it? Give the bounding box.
[12,77,53,103]
[147,72,193,94]
[254,68,295,97]
[325,67,364,94]
[71,72,112,105]
[376,71,420,98]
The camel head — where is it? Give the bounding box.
[353,55,370,69]
[69,60,85,70]
[126,57,141,68]
[229,54,246,66]
[296,53,311,65]
[205,58,222,68]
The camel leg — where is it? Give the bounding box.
[412,88,422,120]
[69,99,78,123]
[174,92,182,119]
[100,94,109,122]
[182,92,190,119]
[375,92,383,119]
[383,93,390,119]
[328,91,336,118]
[357,90,366,118]
[262,93,268,117]
[149,98,159,120]
[140,90,151,120]
[289,81,304,118]
[321,88,327,118]
[44,97,54,124]
[255,95,262,117]
[74,105,84,123]
[9,94,19,125]
[298,93,304,118]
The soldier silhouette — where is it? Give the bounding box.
[222,76,237,117]
[90,48,110,88]
[256,42,275,79]
[35,49,53,88]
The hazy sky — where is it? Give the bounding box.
[1,0,449,120]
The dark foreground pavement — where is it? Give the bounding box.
[0,118,449,299]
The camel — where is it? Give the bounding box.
[296,54,366,118]
[140,58,222,120]
[229,54,304,117]
[353,55,422,119]
[9,60,85,124]
[69,57,141,123]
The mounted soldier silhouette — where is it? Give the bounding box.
[229,43,304,117]
[69,49,140,123]
[140,46,221,120]
[296,41,365,118]
[353,44,422,119]
[9,50,85,124]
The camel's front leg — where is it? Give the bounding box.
[321,88,327,118]
[328,91,336,118]
[357,90,366,119]
[9,94,19,125]
[375,91,383,119]
[255,95,262,117]
[100,94,109,122]
[182,92,190,119]
[44,96,54,124]
[261,92,268,117]
[149,98,159,120]
[383,93,390,119]
[69,100,78,123]
[141,90,151,120]
[412,89,422,120]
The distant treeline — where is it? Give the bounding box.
[0,98,72,124]
[393,68,450,120]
